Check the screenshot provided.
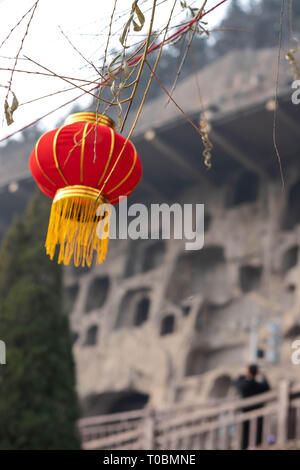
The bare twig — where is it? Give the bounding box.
[24,56,101,100]
[166,0,208,105]
[190,43,213,168]
[145,60,211,154]
[3,0,40,124]
[58,26,106,80]
[273,0,286,190]
[0,0,39,50]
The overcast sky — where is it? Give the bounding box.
[0,0,231,143]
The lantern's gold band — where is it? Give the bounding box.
[64,112,116,129]
[53,185,107,204]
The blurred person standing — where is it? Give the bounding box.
[235,364,270,449]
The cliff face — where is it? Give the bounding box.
[64,48,300,415]
[1,47,300,415]
[67,168,300,414]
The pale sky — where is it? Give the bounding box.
[0,0,230,143]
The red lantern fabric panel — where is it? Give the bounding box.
[29,121,142,204]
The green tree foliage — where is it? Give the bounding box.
[0,191,81,450]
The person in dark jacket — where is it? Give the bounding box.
[235,364,270,449]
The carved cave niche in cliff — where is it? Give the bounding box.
[133,297,150,327]
[115,288,151,329]
[124,240,166,277]
[142,240,166,272]
[210,374,232,399]
[160,314,175,336]
[239,265,262,293]
[70,263,90,277]
[185,345,245,377]
[203,346,245,373]
[196,298,254,335]
[204,211,212,232]
[182,304,192,317]
[124,239,147,277]
[284,323,300,339]
[167,246,226,303]
[83,325,99,346]
[282,180,300,231]
[195,300,238,334]
[195,302,217,332]
[64,283,79,312]
[85,276,110,313]
[282,245,299,274]
[71,331,79,346]
[81,390,149,416]
[227,171,259,207]
[185,347,206,376]
[195,304,207,332]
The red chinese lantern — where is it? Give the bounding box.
[29,112,142,267]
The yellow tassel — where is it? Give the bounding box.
[45,186,110,267]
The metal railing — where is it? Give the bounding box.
[78,381,300,450]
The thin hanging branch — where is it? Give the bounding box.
[3,0,40,125]
[145,59,213,167]
[273,0,286,190]
[166,0,208,105]
[0,0,39,50]
[190,43,213,168]
[24,56,101,101]
[58,26,106,81]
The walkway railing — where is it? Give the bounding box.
[78,381,300,450]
